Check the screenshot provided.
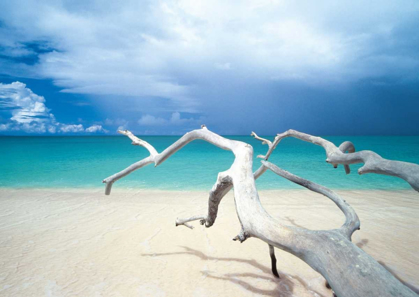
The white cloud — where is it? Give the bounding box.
[0,82,106,134]
[138,114,167,126]
[170,111,196,125]
[0,123,9,131]
[0,0,418,138]
[59,124,84,133]
[0,81,51,124]
[0,0,417,112]
[138,112,203,127]
[85,124,107,133]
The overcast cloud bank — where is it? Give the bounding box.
[0,0,418,134]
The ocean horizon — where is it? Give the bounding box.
[1,135,418,191]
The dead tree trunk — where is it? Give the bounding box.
[103,127,417,297]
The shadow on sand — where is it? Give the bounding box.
[142,246,331,297]
[355,239,419,294]
[378,261,419,294]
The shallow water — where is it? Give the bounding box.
[0,135,418,190]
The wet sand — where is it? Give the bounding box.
[0,188,418,296]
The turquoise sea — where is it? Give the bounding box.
[0,135,418,191]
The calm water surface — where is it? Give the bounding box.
[1,135,418,190]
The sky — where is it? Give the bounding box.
[0,0,418,135]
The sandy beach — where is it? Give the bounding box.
[0,188,418,296]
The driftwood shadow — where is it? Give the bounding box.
[378,261,419,294]
[354,240,419,294]
[356,239,369,249]
[142,246,330,297]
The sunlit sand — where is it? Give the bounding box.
[0,188,417,296]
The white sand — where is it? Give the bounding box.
[0,188,418,296]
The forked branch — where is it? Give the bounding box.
[262,161,360,239]
[263,129,419,191]
[104,128,417,297]
[251,131,274,158]
[118,130,158,156]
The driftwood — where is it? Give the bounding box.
[103,127,417,297]
[262,129,419,192]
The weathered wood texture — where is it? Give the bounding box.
[103,127,417,297]
[262,129,419,191]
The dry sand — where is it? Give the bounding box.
[0,188,418,296]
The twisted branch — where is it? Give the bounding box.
[103,128,417,297]
[262,161,360,240]
[118,130,158,156]
[262,129,419,191]
[251,131,274,158]
[175,172,233,229]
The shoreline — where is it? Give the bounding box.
[0,186,414,192]
[0,188,418,296]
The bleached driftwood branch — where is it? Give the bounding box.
[103,127,416,297]
[250,131,274,159]
[261,129,419,191]
[104,128,269,226]
[118,130,158,156]
[104,129,279,274]
[261,161,360,239]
